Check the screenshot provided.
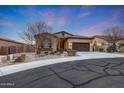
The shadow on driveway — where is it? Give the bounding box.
[1,58,124,88]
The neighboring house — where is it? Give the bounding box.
[0,36,35,55]
[92,35,108,52]
[116,39,124,51]
[35,31,124,52]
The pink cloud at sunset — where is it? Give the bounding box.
[78,12,91,18]
[1,5,124,41]
[77,20,123,36]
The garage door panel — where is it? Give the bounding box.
[72,43,89,51]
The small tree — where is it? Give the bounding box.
[19,21,53,54]
[103,26,124,52]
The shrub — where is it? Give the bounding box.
[15,54,26,62]
[107,46,114,52]
[118,48,124,53]
[50,52,55,55]
[99,48,104,52]
[67,49,77,56]
[57,48,64,54]
[44,52,48,55]
[54,51,57,53]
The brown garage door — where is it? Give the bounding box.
[72,43,90,51]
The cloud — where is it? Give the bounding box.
[57,16,66,26]
[38,8,68,27]
[112,8,124,20]
[77,20,121,36]
[77,7,124,36]
[0,21,13,27]
[0,16,16,28]
[78,12,91,18]
[38,10,54,17]
[13,7,67,27]
[0,17,24,30]
[38,10,55,26]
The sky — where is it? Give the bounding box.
[0,5,124,42]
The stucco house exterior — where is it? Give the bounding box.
[35,31,124,53]
[1,31,123,55]
[0,36,35,55]
[33,31,111,52]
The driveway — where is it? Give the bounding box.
[1,58,124,88]
[1,52,124,77]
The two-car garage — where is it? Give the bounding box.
[72,42,90,51]
[66,38,92,51]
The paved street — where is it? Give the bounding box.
[1,58,124,88]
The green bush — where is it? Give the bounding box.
[44,52,48,55]
[54,51,57,53]
[57,48,64,54]
[107,46,114,52]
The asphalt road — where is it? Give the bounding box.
[1,58,124,88]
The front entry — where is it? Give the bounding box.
[60,39,65,50]
[72,43,90,51]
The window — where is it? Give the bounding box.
[42,39,52,48]
[9,46,16,54]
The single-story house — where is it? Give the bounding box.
[35,31,124,52]
[0,36,35,55]
[1,31,124,55]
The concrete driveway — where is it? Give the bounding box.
[1,58,124,88]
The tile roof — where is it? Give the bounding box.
[0,35,24,44]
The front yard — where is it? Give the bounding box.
[0,52,68,67]
[0,52,124,77]
[0,52,124,68]
[1,58,124,88]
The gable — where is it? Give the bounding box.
[54,31,73,38]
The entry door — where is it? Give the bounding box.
[60,39,65,50]
[72,43,89,51]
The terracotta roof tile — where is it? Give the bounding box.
[0,35,24,44]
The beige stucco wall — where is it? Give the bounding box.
[92,37,108,52]
[52,38,58,51]
[0,39,25,55]
[66,38,92,51]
